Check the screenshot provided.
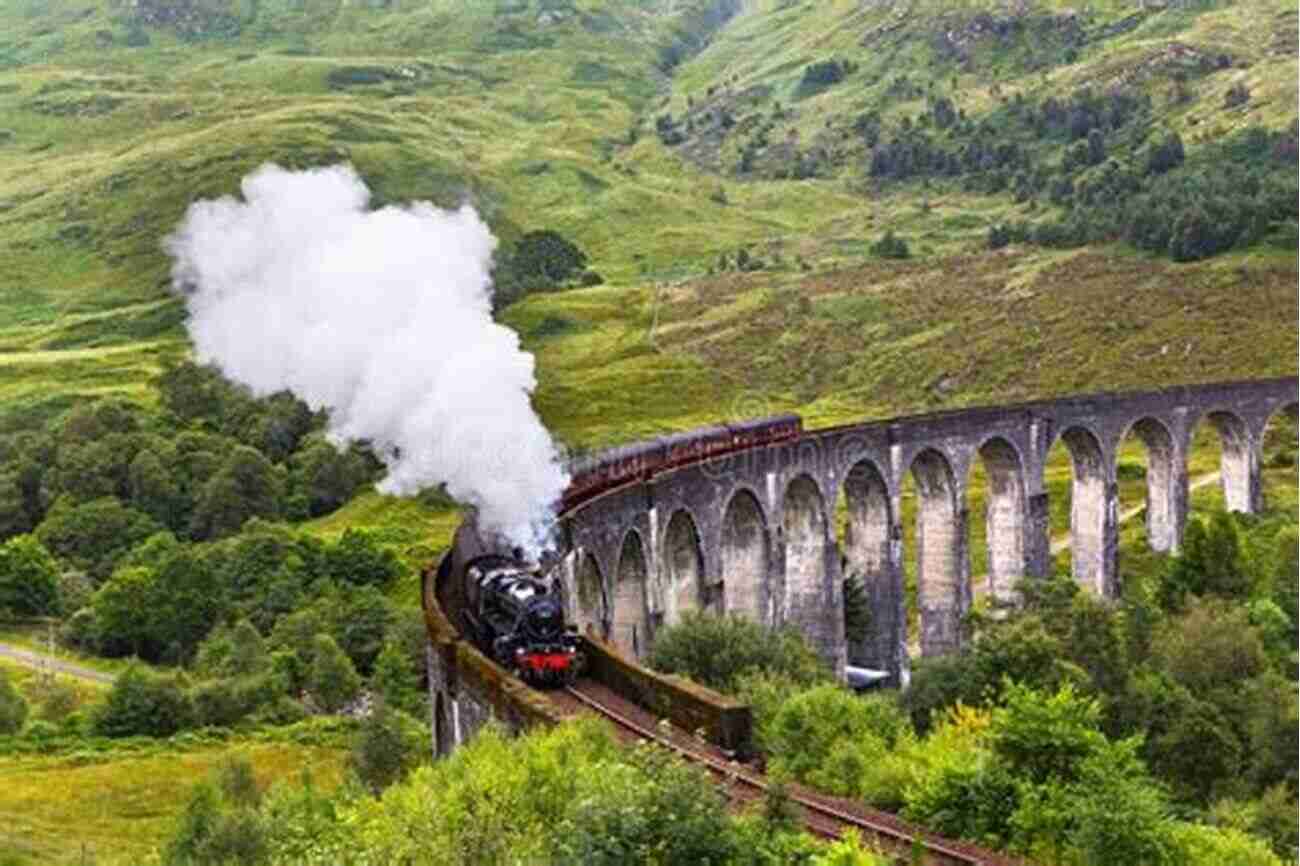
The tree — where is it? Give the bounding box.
[129,447,184,530]
[190,447,282,540]
[509,230,589,289]
[162,762,268,866]
[349,703,423,793]
[94,664,193,737]
[290,438,371,518]
[90,566,157,657]
[647,611,830,693]
[991,681,1105,784]
[0,667,27,735]
[371,639,423,716]
[324,529,403,588]
[0,534,60,616]
[308,634,361,713]
[36,496,162,582]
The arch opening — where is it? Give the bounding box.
[1053,427,1108,595]
[1188,411,1248,514]
[574,552,608,639]
[908,449,964,657]
[721,489,769,623]
[663,509,705,625]
[1118,417,1178,553]
[434,691,450,758]
[1261,403,1298,505]
[976,438,1026,605]
[784,475,830,649]
[838,460,894,668]
[613,531,650,658]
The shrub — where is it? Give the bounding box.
[307,634,361,713]
[647,611,831,692]
[93,664,193,737]
[761,685,910,796]
[0,534,60,616]
[370,639,423,717]
[870,230,910,259]
[162,769,268,866]
[348,704,424,793]
[0,668,28,735]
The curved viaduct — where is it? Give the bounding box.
[552,377,1297,684]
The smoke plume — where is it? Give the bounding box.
[165,163,568,550]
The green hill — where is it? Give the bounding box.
[0,0,1294,437]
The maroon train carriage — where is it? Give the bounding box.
[560,414,803,513]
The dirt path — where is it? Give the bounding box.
[0,642,115,686]
[1048,470,1221,555]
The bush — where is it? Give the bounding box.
[870,230,910,259]
[761,685,910,797]
[307,634,361,713]
[0,534,60,616]
[94,664,193,737]
[647,611,831,692]
[370,639,424,717]
[348,704,424,794]
[162,763,267,866]
[0,668,28,735]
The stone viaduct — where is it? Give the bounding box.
[553,377,1297,684]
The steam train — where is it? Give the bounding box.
[560,414,803,513]
[460,554,583,687]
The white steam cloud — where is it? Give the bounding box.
[165,163,568,550]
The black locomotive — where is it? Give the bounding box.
[460,554,583,687]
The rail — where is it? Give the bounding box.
[561,682,1020,866]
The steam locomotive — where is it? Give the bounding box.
[460,554,582,687]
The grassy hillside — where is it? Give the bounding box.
[2,0,1292,426]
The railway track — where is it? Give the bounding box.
[558,681,1020,866]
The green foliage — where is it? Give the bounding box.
[94,664,194,738]
[323,528,404,588]
[493,229,592,306]
[307,634,361,713]
[1161,511,1250,607]
[647,611,831,693]
[1152,598,1267,695]
[762,685,908,798]
[370,639,423,717]
[990,681,1103,785]
[162,758,269,866]
[0,533,60,616]
[36,496,163,582]
[869,230,910,259]
[0,667,28,735]
[347,704,424,794]
[191,446,284,540]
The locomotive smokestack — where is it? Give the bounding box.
[165,163,568,552]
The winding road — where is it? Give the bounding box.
[0,640,115,685]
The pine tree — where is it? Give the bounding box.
[371,639,423,716]
[308,634,361,713]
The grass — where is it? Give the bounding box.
[0,740,347,865]
[0,658,106,716]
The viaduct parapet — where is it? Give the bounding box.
[552,377,1297,685]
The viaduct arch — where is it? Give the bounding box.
[561,377,1297,684]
